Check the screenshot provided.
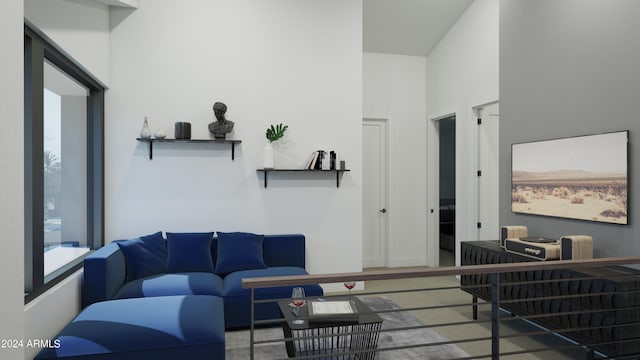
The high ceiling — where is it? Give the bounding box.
[363,0,473,56]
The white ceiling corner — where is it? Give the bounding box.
[88,0,137,9]
[363,0,473,56]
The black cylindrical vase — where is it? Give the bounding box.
[174,122,191,139]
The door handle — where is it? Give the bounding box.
[379,208,387,213]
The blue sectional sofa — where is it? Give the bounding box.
[83,232,323,329]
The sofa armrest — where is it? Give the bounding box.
[263,234,306,268]
[83,242,126,308]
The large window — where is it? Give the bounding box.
[24,22,104,302]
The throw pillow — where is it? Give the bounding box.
[165,232,215,273]
[214,232,266,275]
[117,231,166,282]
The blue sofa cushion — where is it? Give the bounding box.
[222,266,324,329]
[114,272,224,299]
[35,295,225,360]
[116,231,166,282]
[210,236,218,269]
[263,234,305,268]
[214,232,266,275]
[165,232,214,273]
[223,266,321,298]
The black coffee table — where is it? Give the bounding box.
[278,297,383,359]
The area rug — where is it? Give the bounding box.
[226,296,471,359]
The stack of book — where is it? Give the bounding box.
[307,150,323,170]
[306,150,337,170]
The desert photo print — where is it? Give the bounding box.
[512,131,628,224]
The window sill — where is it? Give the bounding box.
[44,247,90,277]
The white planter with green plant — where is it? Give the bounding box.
[264,123,288,169]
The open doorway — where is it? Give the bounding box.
[438,116,456,267]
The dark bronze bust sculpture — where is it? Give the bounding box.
[208,102,234,139]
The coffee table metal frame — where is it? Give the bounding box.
[278,297,383,359]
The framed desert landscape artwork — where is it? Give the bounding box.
[512,131,628,225]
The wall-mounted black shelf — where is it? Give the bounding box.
[256,169,350,188]
[136,138,241,160]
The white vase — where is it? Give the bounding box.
[154,128,167,139]
[140,116,152,139]
[263,142,275,169]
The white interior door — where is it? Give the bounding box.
[363,119,388,268]
[476,102,500,240]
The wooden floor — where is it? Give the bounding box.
[359,250,589,360]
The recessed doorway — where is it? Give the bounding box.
[475,101,500,241]
[362,119,389,268]
[438,116,456,267]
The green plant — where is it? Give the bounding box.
[266,123,288,143]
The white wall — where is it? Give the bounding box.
[23,272,83,359]
[107,0,363,283]
[363,52,428,266]
[0,1,24,359]
[24,0,111,85]
[426,0,499,264]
